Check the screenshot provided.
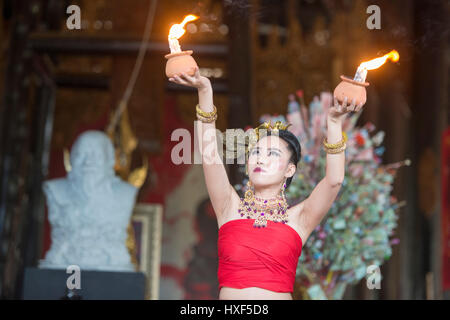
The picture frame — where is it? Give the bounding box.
[131,203,163,300]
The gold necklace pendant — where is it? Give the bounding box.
[238,196,289,228]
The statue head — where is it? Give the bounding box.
[68,130,116,192]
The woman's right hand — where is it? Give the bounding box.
[168,66,211,91]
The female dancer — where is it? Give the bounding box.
[169,67,364,300]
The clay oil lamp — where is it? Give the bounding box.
[334,50,400,106]
[165,14,199,78]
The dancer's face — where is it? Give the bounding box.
[247,135,296,189]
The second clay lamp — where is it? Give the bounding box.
[334,50,399,106]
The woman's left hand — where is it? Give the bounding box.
[328,97,364,121]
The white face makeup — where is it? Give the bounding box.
[247,135,296,189]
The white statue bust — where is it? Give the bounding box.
[39,130,138,272]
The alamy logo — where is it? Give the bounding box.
[366,5,381,30]
[66,5,81,30]
[66,265,81,289]
[366,265,381,289]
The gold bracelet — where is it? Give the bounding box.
[324,143,346,154]
[196,104,217,118]
[323,138,345,150]
[324,146,346,154]
[323,131,348,149]
[196,113,217,123]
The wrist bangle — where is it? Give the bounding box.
[196,104,217,118]
[323,131,347,149]
[196,113,217,123]
[324,143,346,154]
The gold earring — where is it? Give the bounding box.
[245,180,254,200]
[281,179,287,202]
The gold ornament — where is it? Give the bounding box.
[249,120,292,153]
[196,104,217,118]
[323,131,347,149]
[196,112,218,123]
[239,179,289,228]
[324,143,347,154]
[244,180,254,199]
[222,120,293,167]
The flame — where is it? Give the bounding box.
[359,50,400,71]
[168,14,199,40]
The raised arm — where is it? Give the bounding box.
[295,97,364,238]
[169,68,235,219]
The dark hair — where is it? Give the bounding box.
[260,129,302,189]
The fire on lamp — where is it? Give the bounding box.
[334,50,400,106]
[165,14,199,78]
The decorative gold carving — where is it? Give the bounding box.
[128,156,149,189]
[63,148,72,172]
[106,103,147,272]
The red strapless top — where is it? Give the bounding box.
[217,218,303,293]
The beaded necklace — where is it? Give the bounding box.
[238,184,289,228]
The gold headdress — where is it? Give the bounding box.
[253,120,292,140]
[222,120,292,160]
